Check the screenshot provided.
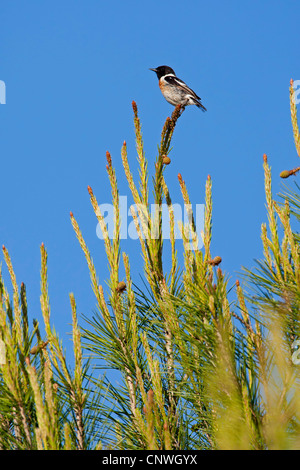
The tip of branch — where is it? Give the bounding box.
[132,101,137,113]
[87,186,93,196]
[70,211,74,217]
[106,151,112,166]
[236,279,240,287]
[280,167,300,179]
[177,173,183,183]
[263,154,268,163]
[290,78,294,86]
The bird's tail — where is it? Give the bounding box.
[196,101,207,112]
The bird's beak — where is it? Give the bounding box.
[149,68,157,72]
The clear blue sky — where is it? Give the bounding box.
[1,1,300,350]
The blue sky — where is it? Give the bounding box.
[1,1,300,353]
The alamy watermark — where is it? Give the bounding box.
[0,339,6,365]
[292,339,300,365]
[95,196,205,250]
[0,80,6,104]
[292,80,300,105]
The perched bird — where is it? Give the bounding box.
[150,65,207,111]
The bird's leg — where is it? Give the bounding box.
[179,104,185,116]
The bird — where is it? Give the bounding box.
[149,65,207,111]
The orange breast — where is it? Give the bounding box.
[159,79,165,91]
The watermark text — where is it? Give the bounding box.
[96,197,204,250]
[0,80,6,104]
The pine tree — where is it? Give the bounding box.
[0,82,300,449]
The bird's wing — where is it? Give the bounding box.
[164,75,201,100]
